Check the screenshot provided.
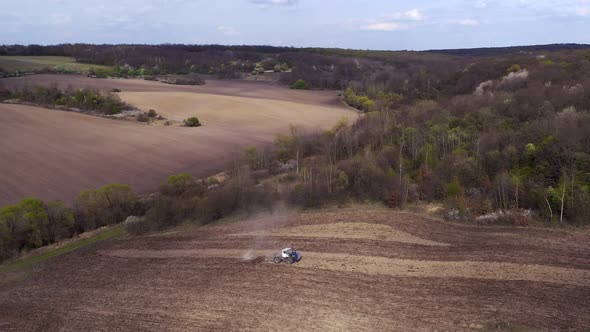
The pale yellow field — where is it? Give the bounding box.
[119,91,355,134]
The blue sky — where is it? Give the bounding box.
[1,0,589,50]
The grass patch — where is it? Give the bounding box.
[0,56,110,73]
[0,225,126,274]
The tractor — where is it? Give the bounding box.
[273,247,301,264]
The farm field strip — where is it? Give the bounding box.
[236,222,450,246]
[0,56,109,72]
[118,91,353,130]
[101,247,590,287]
[1,209,589,331]
[1,74,347,106]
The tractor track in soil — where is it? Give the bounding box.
[0,208,589,331]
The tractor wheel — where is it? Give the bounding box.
[273,257,282,264]
[286,257,295,264]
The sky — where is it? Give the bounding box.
[1,0,590,50]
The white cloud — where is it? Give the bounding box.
[450,18,480,26]
[361,9,423,31]
[381,9,424,21]
[404,9,424,21]
[217,25,239,35]
[365,22,407,31]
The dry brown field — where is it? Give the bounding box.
[1,208,589,331]
[0,75,356,205]
[0,74,343,106]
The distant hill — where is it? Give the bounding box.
[424,43,590,57]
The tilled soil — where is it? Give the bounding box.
[0,74,344,107]
[0,75,355,205]
[1,208,588,331]
[239,222,450,246]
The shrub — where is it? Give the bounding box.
[137,113,150,122]
[74,184,136,232]
[147,109,158,117]
[0,198,49,252]
[143,195,202,229]
[0,198,74,261]
[10,85,128,115]
[162,76,205,85]
[183,116,202,127]
[445,178,463,198]
[253,63,265,75]
[291,79,309,90]
[160,173,196,196]
[506,64,521,74]
[45,201,74,242]
[93,67,114,78]
[0,219,10,260]
[342,88,375,112]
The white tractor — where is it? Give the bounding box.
[273,247,302,264]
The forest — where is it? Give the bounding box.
[1,43,590,260]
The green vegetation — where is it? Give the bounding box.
[540,59,555,66]
[0,225,124,273]
[343,88,404,112]
[156,173,201,197]
[0,183,136,262]
[183,116,202,127]
[252,62,265,75]
[0,198,58,260]
[506,64,522,73]
[291,79,309,90]
[75,184,136,232]
[0,198,49,259]
[343,88,375,112]
[161,75,205,85]
[273,63,289,72]
[0,56,111,76]
[45,201,74,243]
[6,85,130,115]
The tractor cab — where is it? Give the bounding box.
[281,248,293,258]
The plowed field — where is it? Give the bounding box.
[1,208,588,331]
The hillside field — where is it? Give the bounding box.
[1,208,588,331]
[0,75,356,205]
[0,56,110,73]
